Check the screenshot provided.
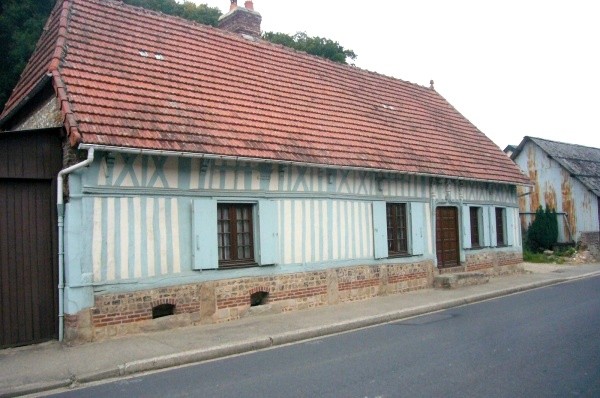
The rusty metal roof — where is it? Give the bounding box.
[514,136,600,196]
[1,0,530,185]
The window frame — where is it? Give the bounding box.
[386,202,409,257]
[217,202,258,269]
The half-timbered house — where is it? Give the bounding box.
[0,0,529,345]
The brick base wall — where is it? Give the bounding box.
[464,250,524,275]
[65,253,519,344]
[65,261,434,343]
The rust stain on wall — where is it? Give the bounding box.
[544,182,557,211]
[561,169,576,240]
[517,186,530,230]
[527,146,540,212]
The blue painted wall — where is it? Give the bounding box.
[62,151,520,308]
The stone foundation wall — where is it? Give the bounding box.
[579,231,600,260]
[65,253,521,344]
[464,250,524,275]
[66,261,434,343]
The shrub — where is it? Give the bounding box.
[526,205,559,252]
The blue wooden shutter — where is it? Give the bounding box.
[461,205,472,249]
[489,206,498,247]
[482,206,491,247]
[506,207,515,246]
[372,201,388,259]
[410,202,425,255]
[258,199,279,265]
[192,198,218,270]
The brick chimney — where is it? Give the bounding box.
[218,0,262,38]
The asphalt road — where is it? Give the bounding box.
[47,276,600,398]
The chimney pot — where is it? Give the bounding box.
[244,1,254,10]
[230,0,237,11]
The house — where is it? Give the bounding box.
[0,0,529,347]
[509,136,600,256]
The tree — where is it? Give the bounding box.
[122,0,222,27]
[526,205,559,252]
[0,0,56,111]
[262,31,357,64]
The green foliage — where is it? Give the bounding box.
[523,248,572,264]
[525,205,559,252]
[558,246,576,257]
[522,250,548,263]
[122,0,222,27]
[263,31,357,64]
[0,0,56,111]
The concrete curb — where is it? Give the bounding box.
[119,338,273,377]
[1,379,72,398]
[6,271,600,397]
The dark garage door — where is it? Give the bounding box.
[0,129,61,348]
[0,180,57,347]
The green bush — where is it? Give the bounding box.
[525,205,559,252]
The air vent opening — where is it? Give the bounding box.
[250,291,269,307]
[152,303,175,319]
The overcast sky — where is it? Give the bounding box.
[187,0,600,151]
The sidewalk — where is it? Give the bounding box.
[2,262,600,397]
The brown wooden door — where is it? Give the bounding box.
[436,206,460,268]
[0,180,57,347]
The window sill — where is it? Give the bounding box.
[218,261,258,270]
[387,253,416,259]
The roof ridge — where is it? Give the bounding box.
[102,0,214,29]
[529,136,600,151]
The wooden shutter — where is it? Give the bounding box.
[192,198,218,270]
[258,199,279,265]
[372,201,388,259]
[410,202,425,255]
[489,206,498,247]
[482,206,491,247]
[506,207,516,246]
[461,205,472,249]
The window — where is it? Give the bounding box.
[495,207,506,246]
[470,207,481,247]
[386,203,408,256]
[217,203,256,268]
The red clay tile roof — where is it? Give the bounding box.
[1,0,529,185]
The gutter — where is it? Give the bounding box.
[78,144,531,187]
[57,147,95,341]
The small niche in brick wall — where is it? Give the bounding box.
[152,303,175,319]
[250,291,269,307]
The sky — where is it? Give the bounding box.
[186,0,600,151]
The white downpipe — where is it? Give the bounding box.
[57,147,95,341]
